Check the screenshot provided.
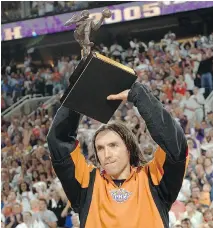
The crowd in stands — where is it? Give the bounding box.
[30,1,89,18]
[1,2,22,23]
[1,30,213,227]
[1,1,123,23]
[1,54,79,111]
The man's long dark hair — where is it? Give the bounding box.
[92,121,146,167]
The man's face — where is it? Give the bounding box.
[72,213,80,227]
[40,174,46,182]
[191,187,200,198]
[95,130,130,179]
[204,211,213,222]
[195,164,204,177]
[186,91,190,99]
[193,87,199,95]
[21,183,27,192]
[201,121,207,129]
[207,113,213,121]
[39,200,46,211]
[1,172,8,181]
[186,202,195,213]
[181,219,191,228]
[203,184,211,192]
[12,161,18,168]
[12,204,21,215]
[8,192,16,201]
[3,182,9,191]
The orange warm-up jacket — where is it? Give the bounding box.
[47,82,189,228]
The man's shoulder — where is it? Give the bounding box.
[45,209,57,216]
[44,210,58,221]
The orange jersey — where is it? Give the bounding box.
[47,82,188,228]
[66,144,189,228]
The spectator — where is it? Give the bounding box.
[192,87,205,122]
[33,199,57,228]
[180,200,203,228]
[16,211,41,228]
[181,218,192,228]
[206,111,213,130]
[197,54,213,98]
[47,190,66,227]
[174,75,187,96]
[44,68,53,96]
[5,203,23,228]
[199,184,211,207]
[184,66,195,92]
[177,178,191,203]
[110,41,123,61]
[45,2,54,15]
[203,209,213,226]
[18,182,35,212]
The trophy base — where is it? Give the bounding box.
[60,52,137,124]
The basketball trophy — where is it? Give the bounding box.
[61,8,137,124]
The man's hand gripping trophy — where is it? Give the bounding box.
[64,8,112,59]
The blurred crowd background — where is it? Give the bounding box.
[1,1,213,228]
[1,1,123,23]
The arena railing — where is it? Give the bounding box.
[27,94,60,118]
[2,95,31,115]
[2,94,52,120]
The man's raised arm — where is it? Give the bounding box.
[47,106,94,210]
[127,82,189,207]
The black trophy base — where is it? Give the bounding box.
[60,52,137,124]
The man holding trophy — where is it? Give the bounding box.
[47,9,188,228]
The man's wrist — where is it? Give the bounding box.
[128,82,151,104]
[127,82,140,103]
